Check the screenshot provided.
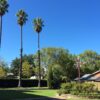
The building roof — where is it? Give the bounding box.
[91,70,100,76]
[74,70,100,82]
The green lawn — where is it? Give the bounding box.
[0,88,57,100]
[25,89,57,97]
[0,88,99,100]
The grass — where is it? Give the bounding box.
[25,89,57,97]
[0,87,57,100]
[0,87,99,100]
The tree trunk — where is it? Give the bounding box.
[38,33,41,87]
[0,16,2,48]
[77,63,80,83]
[18,25,23,87]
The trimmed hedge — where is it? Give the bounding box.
[0,79,47,88]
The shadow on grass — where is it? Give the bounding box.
[0,89,65,100]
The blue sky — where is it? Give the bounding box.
[0,0,100,65]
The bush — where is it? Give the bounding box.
[58,82,99,97]
[57,83,72,95]
[0,79,47,88]
[82,82,95,94]
[70,82,97,95]
[71,83,83,95]
[61,83,72,93]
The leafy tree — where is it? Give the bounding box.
[22,61,31,78]
[37,48,77,88]
[40,48,63,68]
[0,58,8,78]
[11,54,35,76]
[23,54,35,66]
[0,0,9,47]
[0,67,6,78]
[33,66,45,79]
[79,50,100,75]
[55,50,77,82]
[40,48,77,81]
[33,18,44,87]
[11,58,20,76]
[16,10,28,87]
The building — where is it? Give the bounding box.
[74,70,100,82]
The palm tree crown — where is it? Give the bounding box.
[16,10,28,26]
[33,18,44,33]
[0,0,9,16]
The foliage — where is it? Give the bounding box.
[79,50,100,75]
[10,48,100,89]
[34,48,77,88]
[59,83,72,94]
[47,64,62,89]
[0,0,9,16]
[22,61,31,78]
[0,67,6,78]
[57,53,77,82]
[58,82,99,99]
[11,58,20,76]
[33,66,45,79]
[0,58,8,78]
[11,54,35,76]
[16,10,28,26]
[33,18,44,33]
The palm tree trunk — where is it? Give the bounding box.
[38,33,41,87]
[0,16,2,48]
[18,25,23,87]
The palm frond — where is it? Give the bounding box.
[33,18,44,33]
[0,0,9,16]
[16,10,28,26]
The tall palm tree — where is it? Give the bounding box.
[0,0,9,48]
[16,10,28,87]
[33,18,44,87]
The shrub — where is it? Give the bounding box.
[57,83,72,95]
[71,83,83,95]
[58,82,99,97]
[61,83,72,93]
[82,82,95,94]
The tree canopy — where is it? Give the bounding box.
[79,50,100,75]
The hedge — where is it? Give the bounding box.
[0,79,47,88]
